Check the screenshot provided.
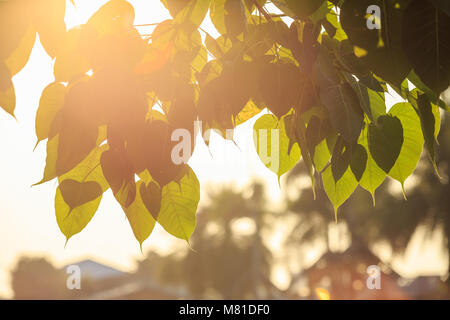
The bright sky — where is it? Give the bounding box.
[0,0,446,298]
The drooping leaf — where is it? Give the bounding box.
[172,0,211,29]
[4,24,36,76]
[211,0,247,36]
[322,161,358,217]
[253,114,301,179]
[100,148,136,208]
[59,179,103,210]
[388,102,424,189]
[319,81,364,144]
[368,115,403,173]
[358,124,387,203]
[341,0,411,88]
[55,187,102,242]
[352,82,386,123]
[54,144,109,241]
[35,82,67,144]
[281,0,326,19]
[158,165,200,242]
[140,180,162,221]
[402,0,450,94]
[350,144,368,181]
[416,93,439,170]
[0,1,31,60]
[123,180,157,247]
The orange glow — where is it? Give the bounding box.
[315,288,330,300]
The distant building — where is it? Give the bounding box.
[289,243,449,300]
[62,259,188,300]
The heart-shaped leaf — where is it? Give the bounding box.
[368,115,403,173]
[59,179,103,210]
[140,181,162,221]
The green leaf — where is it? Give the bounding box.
[4,24,36,76]
[330,137,351,182]
[54,144,109,241]
[140,180,162,221]
[123,180,157,247]
[210,0,247,38]
[416,93,440,171]
[234,100,262,126]
[59,179,103,210]
[350,144,368,182]
[358,124,387,203]
[319,81,364,144]
[253,114,301,179]
[35,82,67,144]
[354,83,386,123]
[101,148,136,208]
[387,102,424,189]
[158,165,200,242]
[402,0,450,94]
[283,0,326,19]
[368,115,403,173]
[341,0,411,88]
[172,0,211,29]
[36,135,59,185]
[322,160,358,218]
[55,187,102,242]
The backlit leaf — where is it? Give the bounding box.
[388,102,424,190]
[35,82,67,144]
[158,165,200,241]
[253,114,301,179]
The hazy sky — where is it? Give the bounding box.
[0,0,446,298]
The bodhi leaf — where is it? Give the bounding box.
[234,100,262,126]
[322,160,359,220]
[402,0,450,94]
[55,188,102,243]
[319,81,364,144]
[358,124,387,204]
[0,0,31,60]
[59,179,103,210]
[35,82,67,144]
[253,114,301,180]
[278,0,326,19]
[350,144,368,182]
[100,148,136,208]
[211,0,247,37]
[55,144,109,242]
[387,102,424,192]
[140,180,162,221]
[416,93,440,171]
[172,0,211,29]
[158,165,200,242]
[368,115,403,173]
[4,24,36,76]
[341,0,411,88]
[351,81,386,123]
[123,180,157,248]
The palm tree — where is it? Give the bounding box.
[285,113,450,286]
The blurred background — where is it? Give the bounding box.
[1,0,450,300]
